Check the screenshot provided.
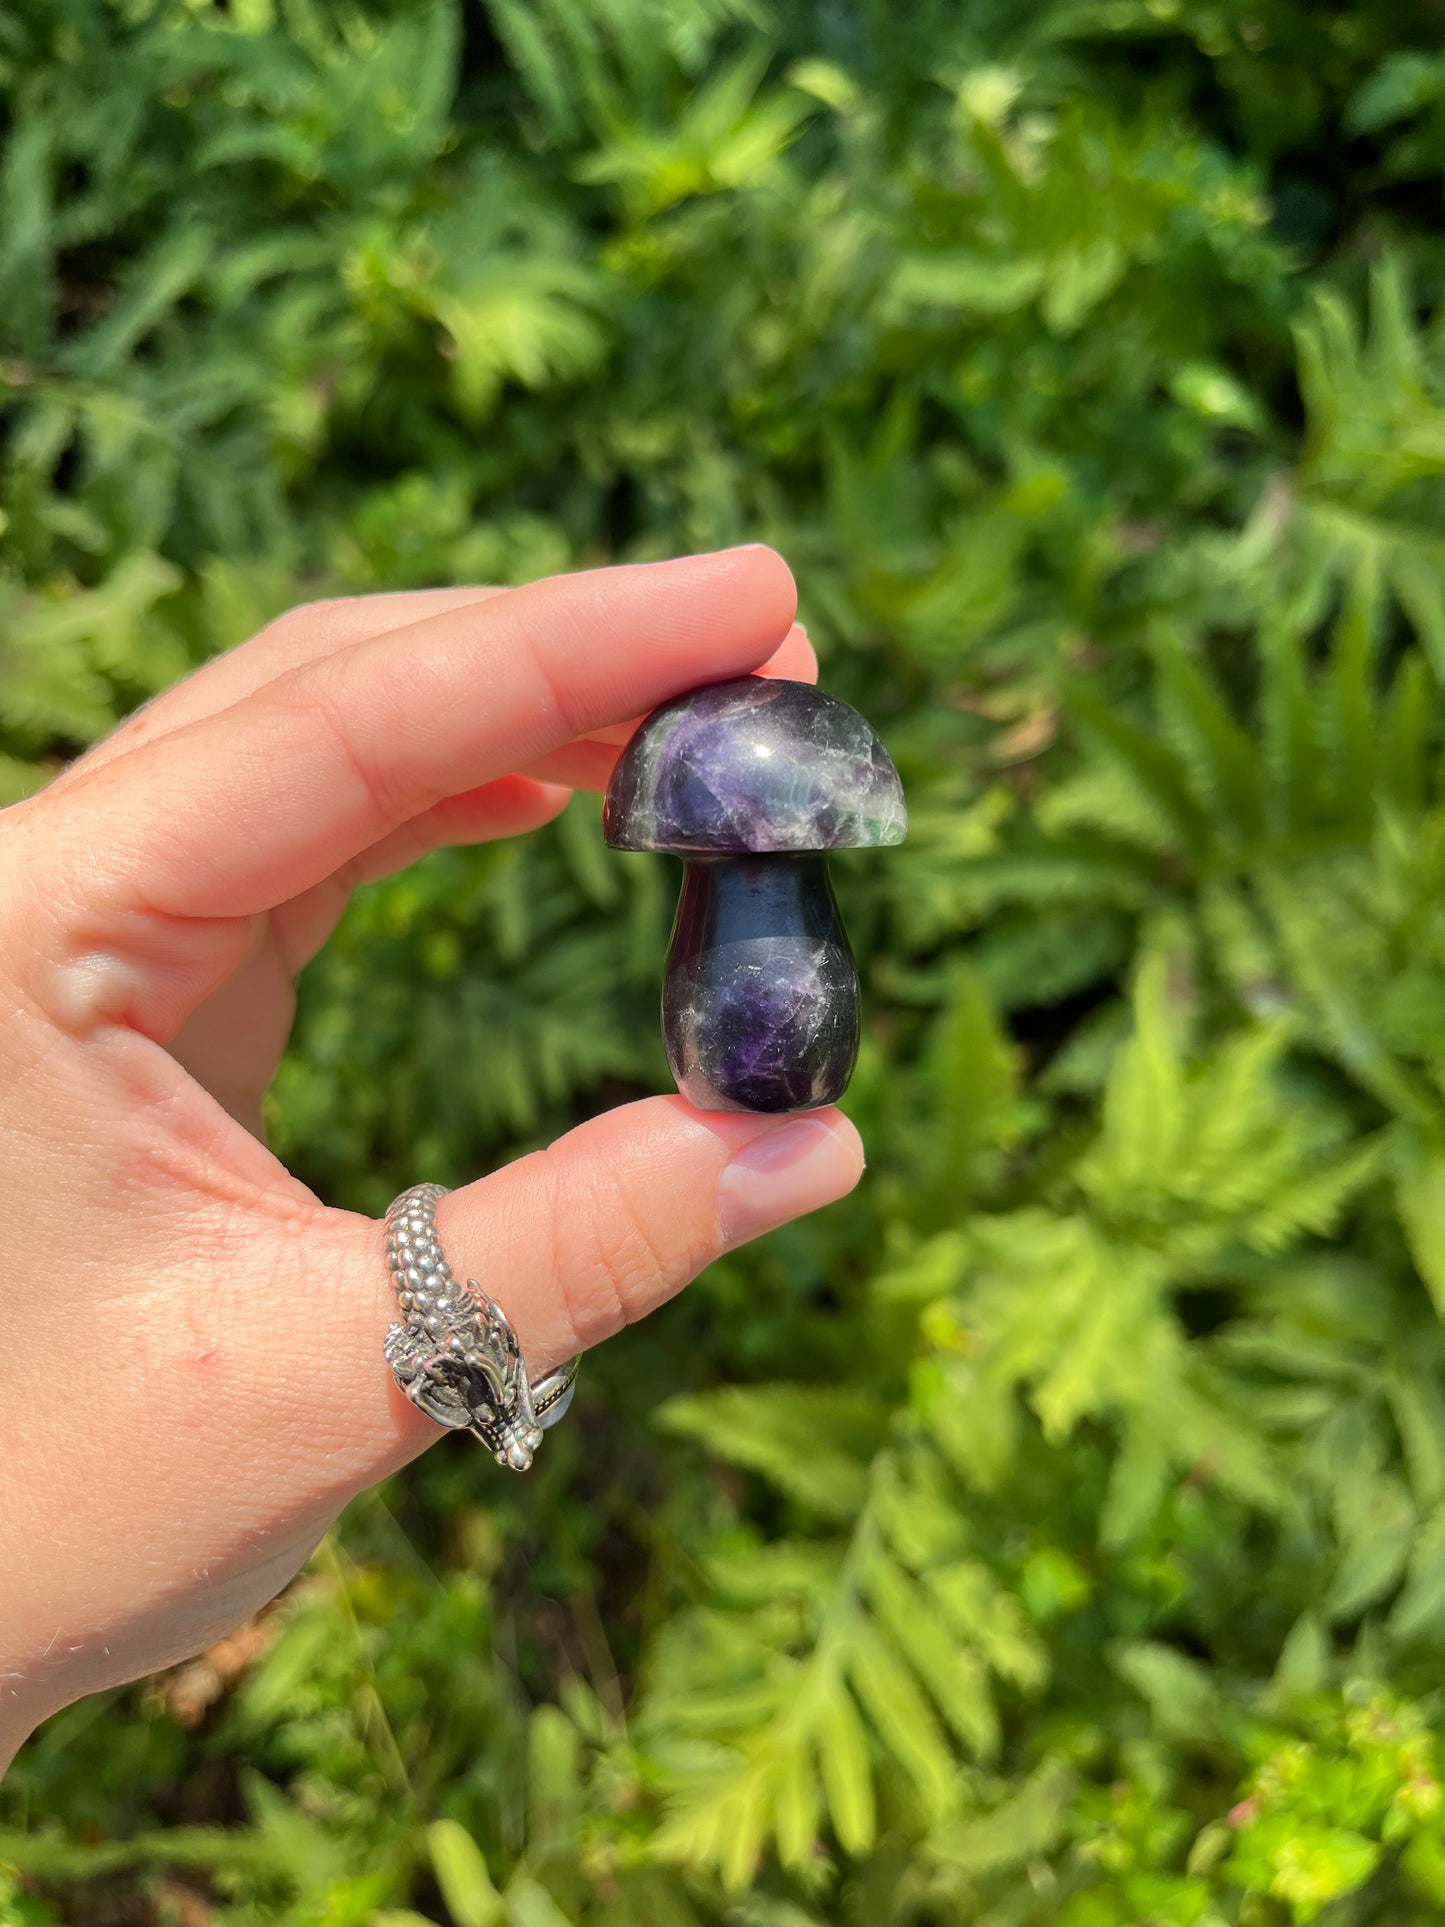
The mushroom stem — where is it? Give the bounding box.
[663,854,860,1114]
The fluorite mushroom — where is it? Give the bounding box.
[603,677,906,1114]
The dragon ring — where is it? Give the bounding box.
[383,1183,578,1471]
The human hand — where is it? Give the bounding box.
[0,549,865,1769]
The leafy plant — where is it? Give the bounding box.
[8,2,1445,1924]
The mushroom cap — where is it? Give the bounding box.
[603,677,907,855]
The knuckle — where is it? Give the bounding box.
[594,1185,666,1314]
[545,1148,684,1349]
[0,799,89,991]
[272,665,419,827]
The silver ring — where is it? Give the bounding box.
[383,1183,578,1471]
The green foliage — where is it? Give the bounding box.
[11,1,1445,1922]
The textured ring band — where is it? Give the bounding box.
[383,1183,578,1471]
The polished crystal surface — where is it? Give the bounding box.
[664,856,859,1112]
[605,675,903,1115]
[603,677,906,855]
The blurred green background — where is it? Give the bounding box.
[9,0,1445,1920]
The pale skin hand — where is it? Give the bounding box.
[0,548,865,1773]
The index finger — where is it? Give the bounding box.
[521,619,818,790]
[37,547,796,929]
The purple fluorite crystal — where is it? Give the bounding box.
[603,678,906,855]
[665,856,859,1113]
[604,678,905,1114]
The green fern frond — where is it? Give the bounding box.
[641,1400,1045,1884]
[656,1387,886,1521]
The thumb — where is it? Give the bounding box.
[439,1095,865,1371]
[0,1098,864,1723]
[306,1096,865,1479]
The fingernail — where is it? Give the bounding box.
[716,1116,864,1248]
